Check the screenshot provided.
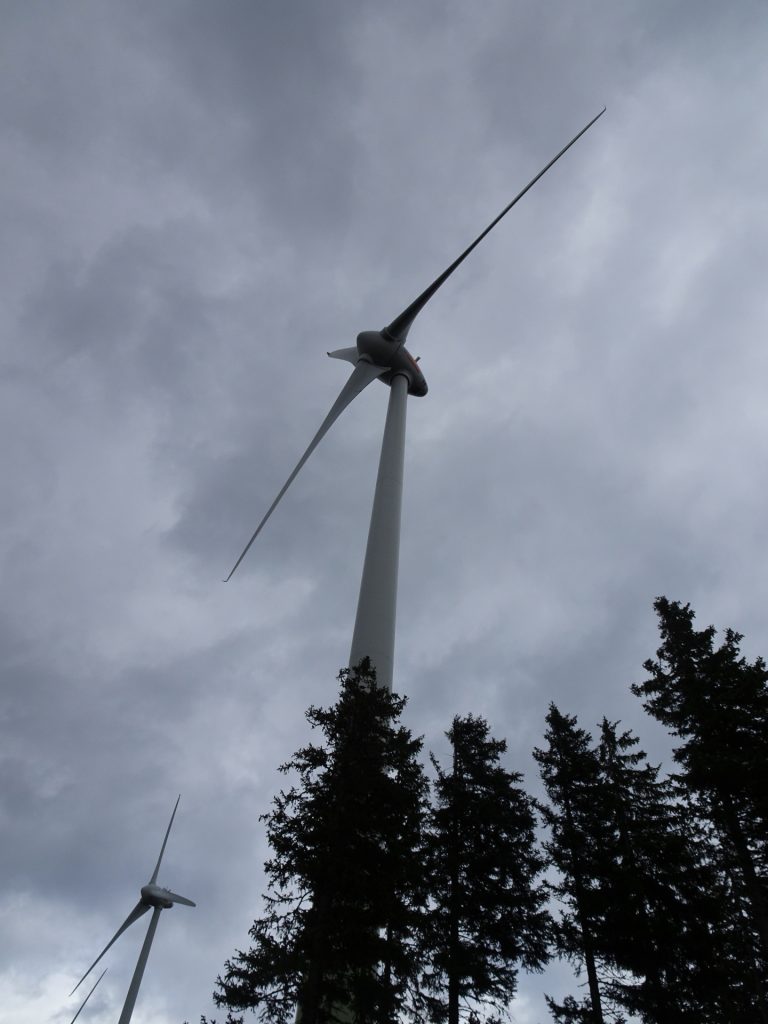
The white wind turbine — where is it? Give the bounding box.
[225,110,605,689]
[69,796,195,1024]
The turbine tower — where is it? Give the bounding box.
[70,796,195,1024]
[226,109,605,689]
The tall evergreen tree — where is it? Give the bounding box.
[632,597,768,1017]
[534,705,612,1024]
[594,718,735,1023]
[422,714,550,1024]
[211,663,430,1024]
[537,701,760,1024]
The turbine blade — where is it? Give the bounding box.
[150,795,181,885]
[164,888,196,907]
[118,906,162,1024]
[383,107,606,344]
[224,359,387,581]
[70,902,149,995]
[69,968,107,1024]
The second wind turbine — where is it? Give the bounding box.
[225,109,605,690]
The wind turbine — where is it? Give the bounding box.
[70,796,195,1024]
[225,109,605,689]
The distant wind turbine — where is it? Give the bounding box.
[225,109,605,689]
[70,796,195,1024]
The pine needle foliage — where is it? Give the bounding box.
[535,705,612,1024]
[422,714,550,1024]
[211,662,430,1024]
[535,702,749,1024]
[632,597,768,1019]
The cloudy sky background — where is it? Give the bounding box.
[2,2,767,1021]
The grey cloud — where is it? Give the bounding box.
[2,2,768,1022]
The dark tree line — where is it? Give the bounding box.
[193,599,768,1024]
[199,664,547,1024]
[536,598,768,1022]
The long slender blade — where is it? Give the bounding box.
[224,358,388,581]
[70,902,149,995]
[383,107,606,344]
[69,968,107,1024]
[117,906,162,1024]
[163,888,196,907]
[150,795,180,884]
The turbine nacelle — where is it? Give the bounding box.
[140,883,179,909]
[328,333,428,396]
[357,330,428,397]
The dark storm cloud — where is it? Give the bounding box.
[137,0,364,241]
[2,2,767,1022]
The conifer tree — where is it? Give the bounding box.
[211,662,430,1024]
[593,718,734,1023]
[537,702,760,1024]
[422,714,550,1024]
[534,705,611,1024]
[632,597,768,1018]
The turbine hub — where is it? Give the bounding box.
[141,883,173,909]
[356,331,427,397]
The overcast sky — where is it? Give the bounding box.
[2,2,767,1022]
